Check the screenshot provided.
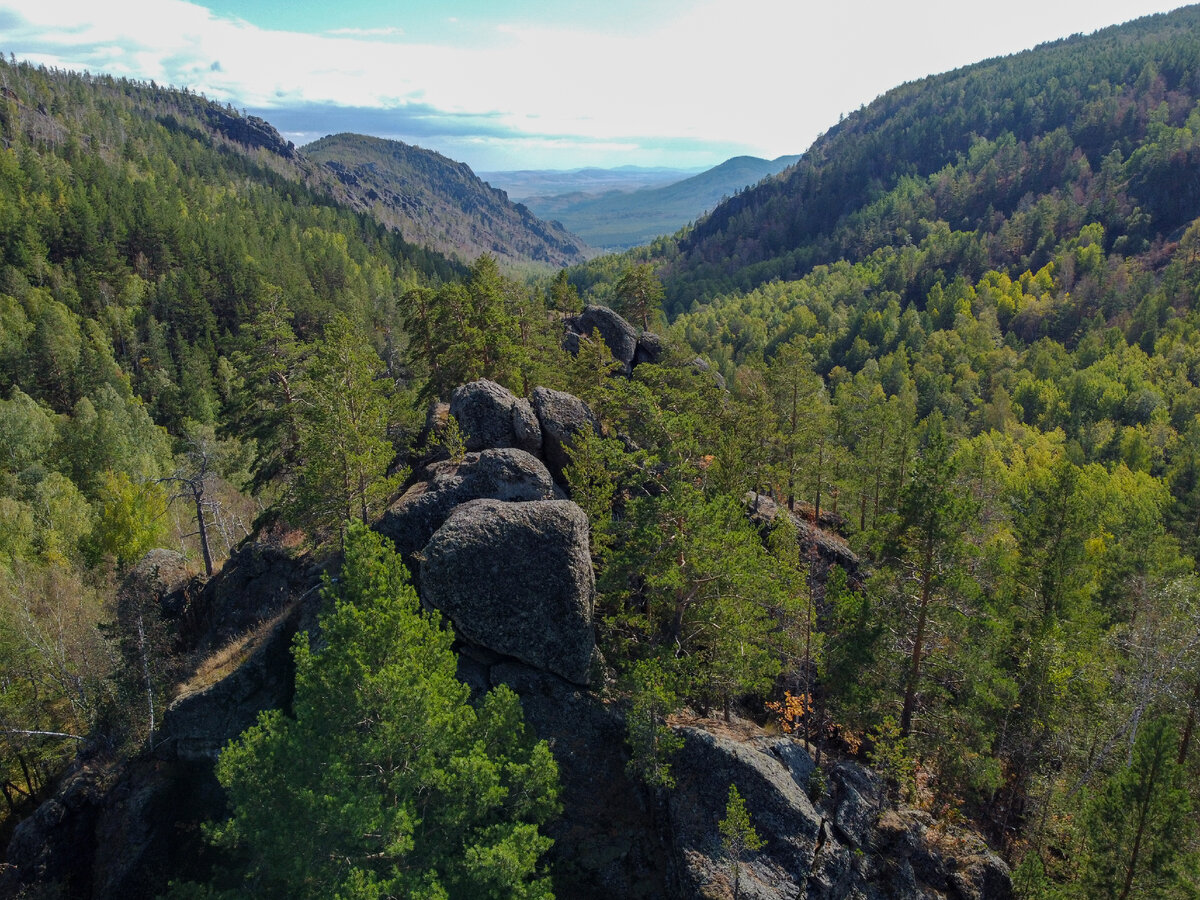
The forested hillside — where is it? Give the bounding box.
[577,4,1200,894]
[304,132,592,267]
[0,55,464,811]
[654,5,1200,311]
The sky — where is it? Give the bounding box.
[0,0,1192,172]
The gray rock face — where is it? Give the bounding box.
[191,541,319,655]
[376,448,562,566]
[449,379,520,451]
[566,305,639,374]
[635,330,664,367]
[669,727,823,899]
[420,499,596,684]
[511,397,544,456]
[691,355,726,389]
[161,604,307,761]
[667,723,1012,900]
[480,662,675,900]
[531,386,601,484]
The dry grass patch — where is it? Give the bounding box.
[174,607,292,701]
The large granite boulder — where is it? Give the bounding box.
[449,379,520,451]
[531,386,601,485]
[376,448,562,566]
[667,722,1012,900]
[420,499,596,684]
[566,305,639,374]
[512,397,544,456]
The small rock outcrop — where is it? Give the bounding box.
[376,447,562,566]
[531,386,601,484]
[745,491,860,583]
[205,107,296,158]
[420,499,596,684]
[565,305,640,374]
[449,379,521,451]
[188,541,320,655]
[159,605,309,762]
[465,661,677,899]
[635,330,664,366]
[668,722,1012,900]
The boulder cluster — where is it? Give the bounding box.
[381,378,601,685]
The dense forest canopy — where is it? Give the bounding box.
[4,4,1200,898]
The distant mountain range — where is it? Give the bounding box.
[484,156,800,251]
[478,166,703,202]
[304,134,592,267]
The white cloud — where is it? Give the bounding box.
[0,0,1188,169]
[326,26,405,39]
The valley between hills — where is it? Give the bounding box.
[4,5,1200,899]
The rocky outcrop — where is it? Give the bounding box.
[376,448,562,567]
[449,379,522,451]
[635,330,664,366]
[668,722,1011,900]
[565,305,640,374]
[1,756,227,900]
[205,107,296,158]
[159,603,309,762]
[1,539,321,900]
[691,355,727,389]
[745,491,860,583]
[420,499,597,685]
[432,379,600,487]
[459,660,677,900]
[157,540,323,760]
[187,541,321,656]
[121,549,191,605]
[531,386,601,484]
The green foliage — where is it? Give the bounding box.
[85,470,167,571]
[440,413,467,463]
[623,658,684,790]
[404,255,537,401]
[1075,715,1198,899]
[286,314,402,541]
[614,263,665,331]
[603,482,787,717]
[719,784,765,900]
[194,523,559,900]
[867,716,915,806]
[563,429,626,563]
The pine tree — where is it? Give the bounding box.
[719,784,765,900]
[188,523,560,900]
[1076,715,1197,900]
[288,314,401,540]
[614,263,664,331]
[892,412,970,738]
